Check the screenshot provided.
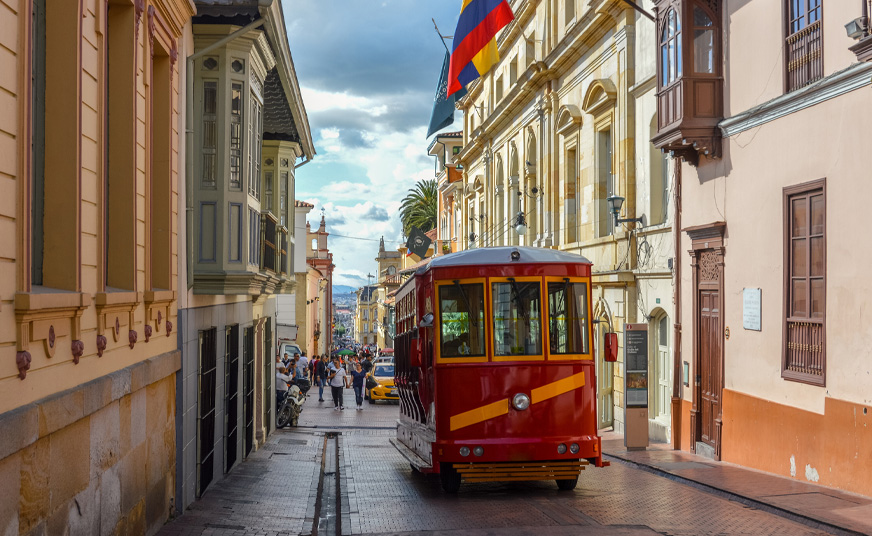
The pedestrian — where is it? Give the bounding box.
[361,355,373,374]
[316,355,328,401]
[328,357,348,410]
[308,356,316,382]
[350,362,367,410]
[275,365,292,408]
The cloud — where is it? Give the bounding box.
[284,1,461,288]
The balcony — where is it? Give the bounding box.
[261,213,277,274]
[786,20,823,92]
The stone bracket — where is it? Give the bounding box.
[144,290,176,335]
[14,292,90,362]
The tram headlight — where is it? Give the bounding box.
[557,443,567,454]
[459,447,470,457]
[473,446,484,457]
[512,393,531,411]
[569,443,580,454]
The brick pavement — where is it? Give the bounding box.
[157,390,858,536]
[601,432,872,536]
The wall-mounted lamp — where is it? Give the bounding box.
[606,195,646,228]
[514,211,528,235]
[846,16,868,39]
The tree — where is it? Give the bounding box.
[399,179,437,237]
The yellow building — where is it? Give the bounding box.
[354,286,378,347]
[0,0,193,532]
[448,0,673,439]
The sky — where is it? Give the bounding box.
[284,1,462,289]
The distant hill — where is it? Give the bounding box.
[333,285,357,295]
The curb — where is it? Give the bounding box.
[604,452,867,536]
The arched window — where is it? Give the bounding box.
[693,6,714,73]
[660,8,682,86]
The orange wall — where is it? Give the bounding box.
[722,389,872,497]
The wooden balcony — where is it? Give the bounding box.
[786,20,823,92]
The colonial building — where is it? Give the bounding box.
[653,0,872,496]
[354,285,378,347]
[275,199,315,350]
[175,0,315,509]
[0,0,193,533]
[306,215,334,355]
[450,0,672,438]
[430,131,465,254]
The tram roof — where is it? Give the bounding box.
[421,246,591,272]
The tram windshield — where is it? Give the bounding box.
[439,283,486,357]
[547,281,589,355]
[492,280,542,356]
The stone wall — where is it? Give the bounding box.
[0,351,179,536]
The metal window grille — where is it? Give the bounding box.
[243,326,255,458]
[224,325,240,473]
[196,327,217,496]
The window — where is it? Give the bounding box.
[565,146,578,243]
[229,83,243,190]
[495,74,503,102]
[783,179,825,385]
[264,171,274,214]
[547,281,589,355]
[248,95,263,199]
[197,327,218,496]
[509,57,518,86]
[248,208,260,266]
[565,0,575,26]
[439,282,486,358]
[492,280,542,356]
[525,34,535,69]
[596,127,614,237]
[31,0,46,286]
[280,171,289,227]
[786,0,823,91]
[660,8,682,86]
[693,7,714,73]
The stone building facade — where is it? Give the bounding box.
[0,0,193,533]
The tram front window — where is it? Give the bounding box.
[492,280,542,356]
[439,283,486,357]
[548,281,589,355]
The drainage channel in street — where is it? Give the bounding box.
[311,432,341,536]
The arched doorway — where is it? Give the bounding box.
[594,299,614,429]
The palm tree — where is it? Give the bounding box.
[399,179,437,237]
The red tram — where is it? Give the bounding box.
[390,246,609,493]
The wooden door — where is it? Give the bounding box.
[699,289,721,448]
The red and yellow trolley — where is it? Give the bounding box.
[391,246,608,492]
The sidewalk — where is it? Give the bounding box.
[600,431,872,536]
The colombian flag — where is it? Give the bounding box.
[447,0,515,97]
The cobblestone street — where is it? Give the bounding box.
[156,390,851,536]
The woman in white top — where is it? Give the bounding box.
[328,357,349,410]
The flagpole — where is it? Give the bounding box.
[432,18,451,53]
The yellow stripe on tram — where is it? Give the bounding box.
[531,372,585,405]
[449,398,509,431]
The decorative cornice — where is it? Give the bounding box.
[720,62,872,138]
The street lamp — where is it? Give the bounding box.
[606,195,646,228]
[514,211,528,235]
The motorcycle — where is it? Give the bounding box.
[276,377,311,428]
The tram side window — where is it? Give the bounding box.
[547,282,589,355]
[439,283,486,357]
[492,280,542,356]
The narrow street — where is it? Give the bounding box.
[157,391,838,536]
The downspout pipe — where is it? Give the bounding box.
[671,161,682,450]
[185,17,267,289]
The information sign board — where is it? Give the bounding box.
[624,324,648,409]
[743,288,762,331]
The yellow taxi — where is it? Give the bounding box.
[366,363,398,403]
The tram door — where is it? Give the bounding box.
[596,324,614,429]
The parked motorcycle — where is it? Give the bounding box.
[276,378,310,428]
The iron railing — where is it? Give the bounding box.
[786,20,822,92]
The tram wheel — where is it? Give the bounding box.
[440,463,461,493]
[556,476,578,491]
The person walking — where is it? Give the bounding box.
[315,355,328,402]
[350,362,367,410]
[328,357,348,410]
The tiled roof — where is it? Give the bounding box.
[263,68,301,143]
[425,229,437,240]
[439,131,462,138]
[295,200,314,208]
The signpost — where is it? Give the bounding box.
[624,323,649,450]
